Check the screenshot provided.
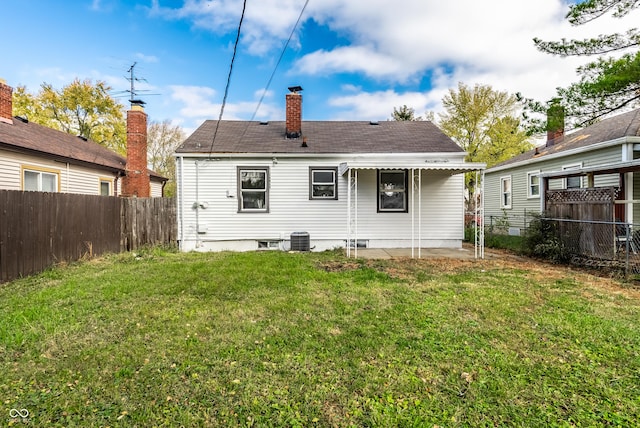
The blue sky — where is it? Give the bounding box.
[2,0,638,135]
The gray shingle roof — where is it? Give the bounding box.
[493,108,640,169]
[176,120,465,154]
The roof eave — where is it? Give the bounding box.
[485,136,640,174]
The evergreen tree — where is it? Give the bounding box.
[526,0,640,129]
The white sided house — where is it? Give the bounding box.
[175,88,485,254]
[0,79,166,197]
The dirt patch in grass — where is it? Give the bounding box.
[318,247,640,300]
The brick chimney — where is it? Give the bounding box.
[285,86,302,139]
[546,102,564,147]
[0,78,13,125]
[122,104,150,197]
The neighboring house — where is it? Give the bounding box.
[484,108,640,231]
[175,87,485,253]
[0,79,166,197]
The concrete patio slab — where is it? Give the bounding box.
[347,245,492,260]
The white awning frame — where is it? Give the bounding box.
[345,163,485,259]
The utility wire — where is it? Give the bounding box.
[208,0,247,157]
[238,0,310,143]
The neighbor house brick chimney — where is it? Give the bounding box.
[285,86,302,139]
[546,102,564,147]
[122,104,150,197]
[0,78,13,124]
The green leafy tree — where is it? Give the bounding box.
[527,0,640,128]
[147,120,185,197]
[391,104,423,121]
[438,83,532,167]
[13,79,127,154]
[437,82,532,198]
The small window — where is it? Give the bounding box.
[500,176,512,209]
[238,167,269,212]
[528,171,540,198]
[378,170,408,212]
[100,179,112,196]
[309,167,338,200]
[563,164,582,189]
[23,168,59,192]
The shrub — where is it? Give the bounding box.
[522,214,574,263]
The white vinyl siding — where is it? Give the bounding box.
[176,156,467,250]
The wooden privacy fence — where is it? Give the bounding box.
[0,190,177,283]
[545,187,618,258]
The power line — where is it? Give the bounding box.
[208,0,247,157]
[239,0,310,143]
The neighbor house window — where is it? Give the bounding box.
[563,164,582,189]
[309,167,338,200]
[22,167,59,192]
[527,171,540,198]
[500,176,512,209]
[378,170,407,212]
[238,167,269,212]
[100,178,112,196]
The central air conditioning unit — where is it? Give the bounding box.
[290,232,310,251]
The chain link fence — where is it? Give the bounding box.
[481,209,640,276]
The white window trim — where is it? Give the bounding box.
[238,167,270,213]
[527,170,540,199]
[562,163,583,189]
[500,175,512,209]
[100,178,113,196]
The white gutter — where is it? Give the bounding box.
[175,151,470,160]
[486,136,640,174]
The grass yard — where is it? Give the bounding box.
[1,249,639,427]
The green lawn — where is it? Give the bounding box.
[1,249,639,427]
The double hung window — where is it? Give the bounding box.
[238,167,269,212]
[527,172,540,198]
[378,170,407,212]
[309,167,337,199]
[500,176,512,209]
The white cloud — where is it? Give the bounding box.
[151,0,640,123]
[328,90,437,121]
[166,85,282,133]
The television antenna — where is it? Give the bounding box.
[118,62,160,106]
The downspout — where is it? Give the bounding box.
[347,168,351,258]
[195,159,201,249]
[622,143,634,223]
[418,169,422,259]
[355,169,359,259]
[66,162,70,193]
[481,170,485,259]
[160,179,167,197]
[411,168,415,258]
[178,155,185,251]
